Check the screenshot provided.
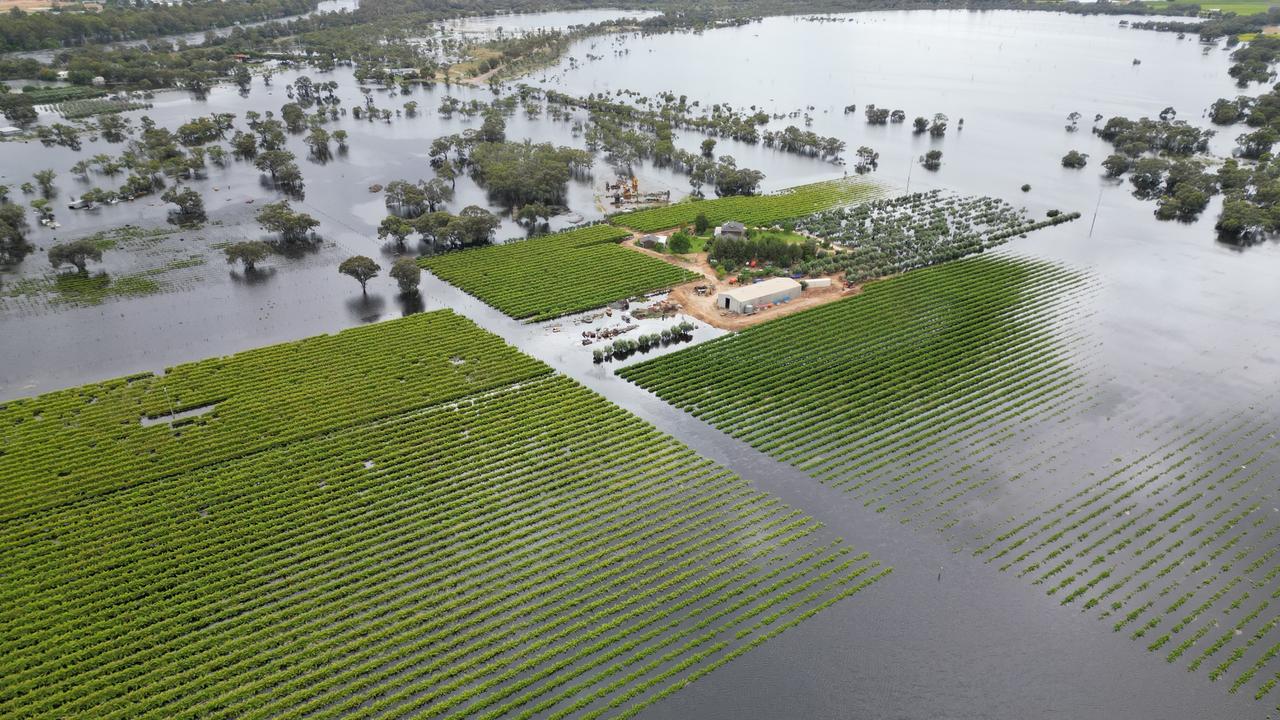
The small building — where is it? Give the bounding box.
[636,234,665,249]
[714,277,803,314]
[0,126,22,138]
[805,277,832,289]
[716,221,746,240]
[90,76,105,87]
[56,70,70,80]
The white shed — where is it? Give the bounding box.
[715,277,802,314]
[805,277,832,289]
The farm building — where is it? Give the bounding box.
[637,234,665,249]
[805,277,832,289]
[715,277,803,314]
[716,221,746,239]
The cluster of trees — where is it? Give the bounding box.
[1061,150,1088,169]
[762,125,845,161]
[1093,115,1214,157]
[708,232,818,271]
[337,255,420,295]
[0,0,320,53]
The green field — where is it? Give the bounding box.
[609,177,884,233]
[420,224,699,321]
[0,310,889,718]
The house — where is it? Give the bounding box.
[636,234,665,249]
[0,126,22,138]
[714,277,803,314]
[715,221,746,239]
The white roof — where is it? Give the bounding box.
[719,277,802,303]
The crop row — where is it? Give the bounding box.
[609,177,885,233]
[978,399,1280,700]
[420,224,698,322]
[0,314,890,718]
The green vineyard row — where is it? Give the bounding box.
[0,311,890,718]
[420,224,698,322]
[609,177,885,233]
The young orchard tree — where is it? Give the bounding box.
[339,255,381,295]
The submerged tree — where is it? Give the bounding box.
[224,241,271,272]
[920,150,943,171]
[48,238,103,274]
[256,201,319,243]
[1061,150,1089,169]
[389,257,422,295]
[339,255,381,295]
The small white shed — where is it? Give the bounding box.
[715,277,802,314]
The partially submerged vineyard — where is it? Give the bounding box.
[620,255,1096,533]
[609,177,885,233]
[978,402,1280,705]
[0,310,890,718]
[795,190,1080,282]
[620,253,1280,705]
[420,224,698,322]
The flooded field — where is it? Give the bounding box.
[3,7,1280,719]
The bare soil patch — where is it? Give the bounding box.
[620,232,859,331]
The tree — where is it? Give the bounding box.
[920,150,943,171]
[929,113,948,138]
[1216,197,1268,241]
[333,129,349,150]
[1237,127,1278,159]
[48,238,102,274]
[700,138,717,158]
[478,110,506,143]
[694,212,709,235]
[233,65,252,92]
[253,150,297,181]
[1129,157,1169,199]
[256,201,319,243]
[420,178,454,212]
[516,202,552,228]
[339,255,380,295]
[390,257,422,295]
[446,205,499,246]
[378,215,416,249]
[224,241,270,271]
[161,187,205,222]
[1061,150,1089,169]
[305,127,330,158]
[33,169,56,198]
[231,131,257,158]
[668,231,692,254]
[280,102,307,133]
[1101,154,1131,178]
[0,204,30,266]
[912,116,928,134]
[854,146,879,174]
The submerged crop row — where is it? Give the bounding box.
[0,312,890,718]
[420,224,698,322]
[979,401,1280,701]
[609,177,885,233]
[619,255,1095,526]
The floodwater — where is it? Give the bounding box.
[2,8,1279,720]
